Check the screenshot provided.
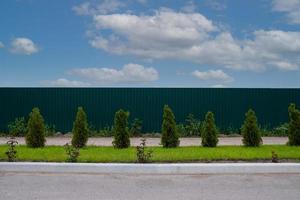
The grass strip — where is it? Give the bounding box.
[0,145,299,163]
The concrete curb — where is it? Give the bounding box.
[1,162,300,174]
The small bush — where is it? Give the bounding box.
[25,108,46,148]
[161,105,179,148]
[71,107,89,148]
[271,151,279,163]
[112,109,130,148]
[5,137,18,162]
[288,103,300,145]
[130,118,143,137]
[98,126,114,137]
[8,117,27,137]
[45,124,56,137]
[272,123,289,136]
[201,111,219,147]
[185,114,202,136]
[64,143,80,162]
[136,138,153,163]
[241,109,262,147]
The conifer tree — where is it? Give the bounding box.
[241,109,262,147]
[71,107,89,148]
[26,107,46,148]
[288,103,300,145]
[201,111,219,147]
[112,109,130,148]
[161,105,179,148]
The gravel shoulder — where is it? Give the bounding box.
[0,137,288,146]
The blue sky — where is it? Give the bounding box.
[0,0,300,87]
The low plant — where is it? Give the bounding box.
[271,151,279,163]
[272,123,289,136]
[8,117,27,137]
[112,109,130,148]
[26,107,46,148]
[130,118,143,137]
[185,114,202,136]
[64,143,80,162]
[201,111,219,147]
[45,124,56,137]
[98,126,114,137]
[5,137,18,162]
[136,138,153,163]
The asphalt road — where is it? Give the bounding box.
[1,172,300,200]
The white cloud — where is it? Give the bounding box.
[0,41,4,48]
[10,38,39,55]
[272,0,300,24]
[46,78,91,87]
[69,63,158,84]
[192,69,233,82]
[85,9,300,71]
[73,0,124,16]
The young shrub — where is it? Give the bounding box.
[64,143,80,163]
[287,103,300,145]
[130,118,143,137]
[25,107,46,148]
[201,111,219,147]
[241,109,262,147]
[71,107,89,148]
[5,137,18,162]
[8,117,27,137]
[136,138,153,163]
[161,105,179,148]
[185,114,202,137]
[112,109,130,148]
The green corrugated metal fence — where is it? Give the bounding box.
[0,88,299,133]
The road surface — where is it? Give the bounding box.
[1,172,300,200]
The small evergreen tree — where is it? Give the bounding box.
[25,108,46,148]
[288,103,300,145]
[241,109,262,147]
[112,109,130,148]
[201,111,219,147]
[71,107,89,148]
[161,105,179,148]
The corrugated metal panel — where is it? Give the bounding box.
[0,88,300,133]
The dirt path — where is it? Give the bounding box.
[0,137,288,146]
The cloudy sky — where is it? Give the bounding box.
[1,0,300,87]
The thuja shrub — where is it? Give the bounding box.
[25,108,46,148]
[71,107,89,148]
[201,111,219,147]
[241,109,262,147]
[161,105,179,148]
[287,103,300,145]
[112,109,130,148]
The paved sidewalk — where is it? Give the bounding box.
[0,136,288,146]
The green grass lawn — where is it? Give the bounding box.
[0,145,299,163]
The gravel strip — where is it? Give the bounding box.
[0,137,288,146]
